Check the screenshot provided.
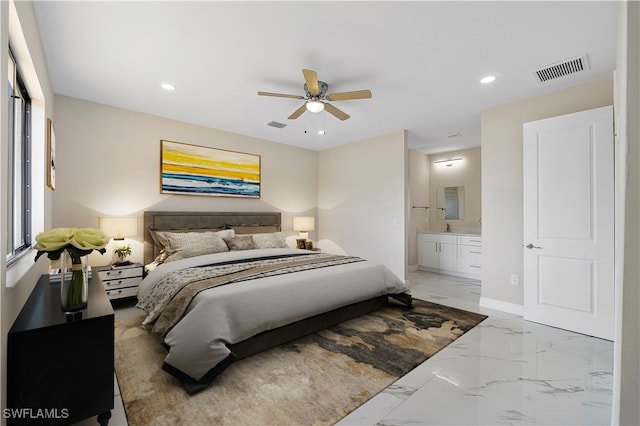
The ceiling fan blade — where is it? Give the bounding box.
[288,104,307,120]
[302,69,320,95]
[325,90,372,101]
[324,103,350,121]
[258,91,304,99]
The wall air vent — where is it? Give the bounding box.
[532,53,590,83]
[267,121,287,129]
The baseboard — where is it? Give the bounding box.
[479,297,524,316]
[408,264,419,272]
[417,266,481,280]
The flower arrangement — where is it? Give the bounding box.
[34,228,108,311]
[114,244,132,263]
[34,228,109,262]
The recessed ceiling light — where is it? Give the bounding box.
[480,76,496,84]
[318,130,326,135]
[161,83,176,91]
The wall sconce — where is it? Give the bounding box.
[293,216,315,240]
[433,157,463,167]
[99,217,138,266]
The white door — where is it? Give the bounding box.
[523,105,614,340]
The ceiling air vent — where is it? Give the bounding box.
[267,121,287,129]
[445,132,461,139]
[532,54,590,83]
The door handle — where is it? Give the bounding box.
[525,243,542,249]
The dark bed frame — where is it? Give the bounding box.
[143,211,396,392]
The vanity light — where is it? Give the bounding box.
[318,130,325,135]
[480,75,496,84]
[434,157,463,167]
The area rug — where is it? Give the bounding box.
[114,299,486,425]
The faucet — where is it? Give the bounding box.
[445,223,450,232]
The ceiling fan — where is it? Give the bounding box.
[258,69,372,121]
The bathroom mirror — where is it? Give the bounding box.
[436,186,465,220]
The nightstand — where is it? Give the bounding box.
[7,274,114,425]
[93,263,143,300]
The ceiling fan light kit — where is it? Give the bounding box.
[258,68,372,121]
[306,100,325,113]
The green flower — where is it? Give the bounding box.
[34,227,74,252]
[72,228,110,250]
[34,227,108,263]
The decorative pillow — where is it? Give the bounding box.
[224,235,256,251]
[149,227,224,250]
[252,232,287,249]
[163,229,234,262]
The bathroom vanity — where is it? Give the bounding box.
[418,232,482,278]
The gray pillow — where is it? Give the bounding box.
[224,235,256,251]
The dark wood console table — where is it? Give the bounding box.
[7,273,114,425]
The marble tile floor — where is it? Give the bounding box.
[339,271,614,426]
[76,271,614,425]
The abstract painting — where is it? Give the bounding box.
[160,140,260,198]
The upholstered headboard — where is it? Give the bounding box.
[143,211,282,265]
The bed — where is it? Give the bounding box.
[138,211,412,393]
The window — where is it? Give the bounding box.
[7,48,32,263]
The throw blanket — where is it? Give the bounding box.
[137,253,365,336]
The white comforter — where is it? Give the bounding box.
[137,248,411,386]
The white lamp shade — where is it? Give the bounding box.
[293,216,315,232]
[305,101,325,113]
[99,217,138,240]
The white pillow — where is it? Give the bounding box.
[252,232,287,249]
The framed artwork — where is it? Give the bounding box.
[296,239,307,249]
[305,241,314,250]
[160,140,261,198]
[46,118,56,190]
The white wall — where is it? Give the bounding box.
[480,77,614,310]
[428,147,481,234]
[318,130,408,281]
[53,95,319,265]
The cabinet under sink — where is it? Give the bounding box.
[418,232,482,278]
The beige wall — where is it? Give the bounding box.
[1,0,55,413]
[614,1,640,424]
[53,95,320,266]
[408,149,429,268]
[481,77,613,310]
[429,147,481,234]
[318,130,408,281]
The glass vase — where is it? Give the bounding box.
[60,251,88,313]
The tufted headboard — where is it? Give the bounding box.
[143,211,282,265]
